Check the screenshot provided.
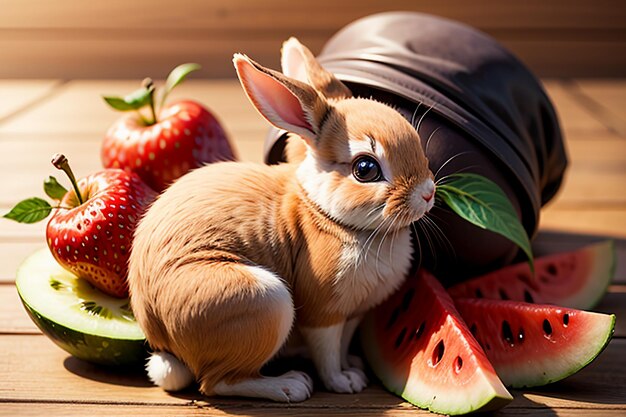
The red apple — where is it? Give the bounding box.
[101,64,236,192]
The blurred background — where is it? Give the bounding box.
[1,0,625,79]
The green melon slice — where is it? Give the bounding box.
[448,241,615,309]
[360,270,512,415]
[16,248,146,366]
[455,298,615,388]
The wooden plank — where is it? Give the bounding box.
[539,208,626,239]
[0,31,625,79]
[573,80,626,136]
[0,403,427,417]
[0,80,616,138]
[0,335,624,409]
[0,285,36,333]
[0,242,41,283]
[542,81,608,135]
[1,0,625,31]
[2,403,626,417]
[0,80,61,121]
[0,80,266,135]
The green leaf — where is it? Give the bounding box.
[436,173,534,270]
[161,63,201,107]
[44,176,68,200]
[103,86,152,111]
[3,197,52,223]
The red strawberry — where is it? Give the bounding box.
[3,154,157,298]
[101,64,235,192]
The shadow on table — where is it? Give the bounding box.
[63,356,153,388]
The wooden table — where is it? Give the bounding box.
[0,79,624,416]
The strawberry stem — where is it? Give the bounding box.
[51,153,84,205]
[142,78,158,125]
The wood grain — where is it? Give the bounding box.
[0,80,61,121]
[2,0,625,30]
[2,30,624,79]
[0,80,609,135]
[0,80,265,135]
[0,0,625,78]
[542,81,609,135]
[0,335,623,409]
[573,80,626,136]
[2,403,625,417]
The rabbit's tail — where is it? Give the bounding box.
[147,351,194,391]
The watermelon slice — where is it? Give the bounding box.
[448,241,615,309]
[455,298,615,388]
[360,270,512,415]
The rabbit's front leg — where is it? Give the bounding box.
[341,316,365,371]
[301,323,368,393]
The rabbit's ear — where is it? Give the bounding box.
[234,53,330,145]
[281,37,352,100]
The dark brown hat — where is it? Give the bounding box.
[264,12,567,281]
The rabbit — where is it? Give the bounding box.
[128,37,435,402]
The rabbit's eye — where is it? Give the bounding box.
[352,155,383,182]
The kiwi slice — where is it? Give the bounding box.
[16,249,146,366]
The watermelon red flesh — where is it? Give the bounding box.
[448,241,615,310]
[455,298,615,388]
[360,270,512,415]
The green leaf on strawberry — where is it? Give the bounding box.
[3,197,52,223]
[44,176,68,200]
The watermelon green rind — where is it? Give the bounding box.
[15,248,147,366]
[20,299,147,366]
[455,298,615,388]
[448,240,615,310]
[582,240,616,309]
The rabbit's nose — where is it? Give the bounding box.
[421,179,435,202]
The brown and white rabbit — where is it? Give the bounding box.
[128,38,435,402]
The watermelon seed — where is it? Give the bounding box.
[401,288,415,312]
[386,307,401,329]
[470,323,477,336]
[543,319,553,337]
[431,340,444,366]
[454,356,463,373]
[546,263,558,276]
[394,327,407,349]
[475,288,483,298]
[502,320,514,346]
[524,290,534,303]
[498,288,510,300]
[518,327,525,343]
[563,313,569,327]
